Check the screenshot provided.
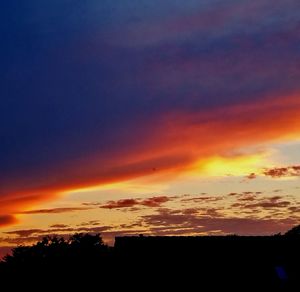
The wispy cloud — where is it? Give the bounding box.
[141,208,297,236]
[18,207,93,215]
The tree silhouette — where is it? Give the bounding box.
[285,224,300,236]
[2,233,108,267]
[0,227,299,289]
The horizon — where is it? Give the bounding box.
[0,1,300,256]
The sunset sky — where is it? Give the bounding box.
[1,0,300,256]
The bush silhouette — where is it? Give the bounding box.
[2,233,109,268]
[0,225,299,289]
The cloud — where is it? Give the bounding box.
[4,226,113,238]
[101,199,139,209]
[228,192,239,197]
[4,229,46,237]
[181,196,222,203]
[289,206,300,213]
[246,173,257,180]
[237,194,258,202]
[263,165,300,178]
[232,195,293,210]
[89,192,299,222]
[245,165,300,180]
[1,188,299,245]
[18,207,92,215]
[141,209,297,236]
[100,196,171,209]
[140,196,171,207]
[245,201,291,209]
[1,1,300,226]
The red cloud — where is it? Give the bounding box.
[100,196,171,209]
[246,165,300,180]
[141,196,170,207]
[101,199,139,209]
[263,165,300,178]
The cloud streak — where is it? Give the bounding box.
[18,207,92,215]
[141,209,297,236]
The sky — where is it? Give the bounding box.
[0,0,300,255]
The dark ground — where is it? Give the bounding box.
[0,233,299,290]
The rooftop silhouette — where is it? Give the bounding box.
[0,225,299,290]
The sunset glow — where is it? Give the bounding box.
[0,0,299,256]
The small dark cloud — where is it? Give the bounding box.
[181,208,199,215]
[100,196,171,209]
[231,203,244,208]
[82,202,102,206]
[245,201,291,209]
[101,199,139,209]
[245,165,300,180]
[78,220,101,226]
[140,196,170,207]
[4,229,44,237]
[238,194,258,202]
[246,173,257,180]
[228,192,239,196]
[239,196,290,209]
[288,206,300,213]
[228,191,263,197]
[4,225,113,239]
[18,207,92,215]
[263,165,300,178]
[181,196,222,203]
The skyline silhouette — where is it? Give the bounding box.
[1,224,299,289]
[1,3,300,287]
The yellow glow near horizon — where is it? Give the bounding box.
[193,153,269,177]
[63,151,272,196]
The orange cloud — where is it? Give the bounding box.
[1,94,300,226]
